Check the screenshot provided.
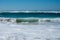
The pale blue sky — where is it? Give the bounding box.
[0,0,60,10]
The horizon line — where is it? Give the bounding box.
[0,10,60,11]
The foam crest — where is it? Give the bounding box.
[0,18,60,24]
[0,11,60,13]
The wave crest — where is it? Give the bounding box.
[0,18,60,24]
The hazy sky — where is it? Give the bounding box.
[0,0,60,10]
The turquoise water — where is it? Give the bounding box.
[0,12,60,18]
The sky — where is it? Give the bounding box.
[0,0,60,10]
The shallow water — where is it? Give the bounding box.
[0,22,60,40]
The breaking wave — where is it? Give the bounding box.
[0,18,60,25]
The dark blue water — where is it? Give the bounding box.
[0,12,60,18]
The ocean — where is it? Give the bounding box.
[0,11,60,40]
[0,12,60,18]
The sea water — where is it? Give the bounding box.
[0,11,60,40]
[0,12,60,18]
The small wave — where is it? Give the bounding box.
[0,11,60,13]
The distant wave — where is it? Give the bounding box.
[0,11,60,13]
[0,12,60,18]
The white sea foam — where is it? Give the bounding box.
[0,20,60,40]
